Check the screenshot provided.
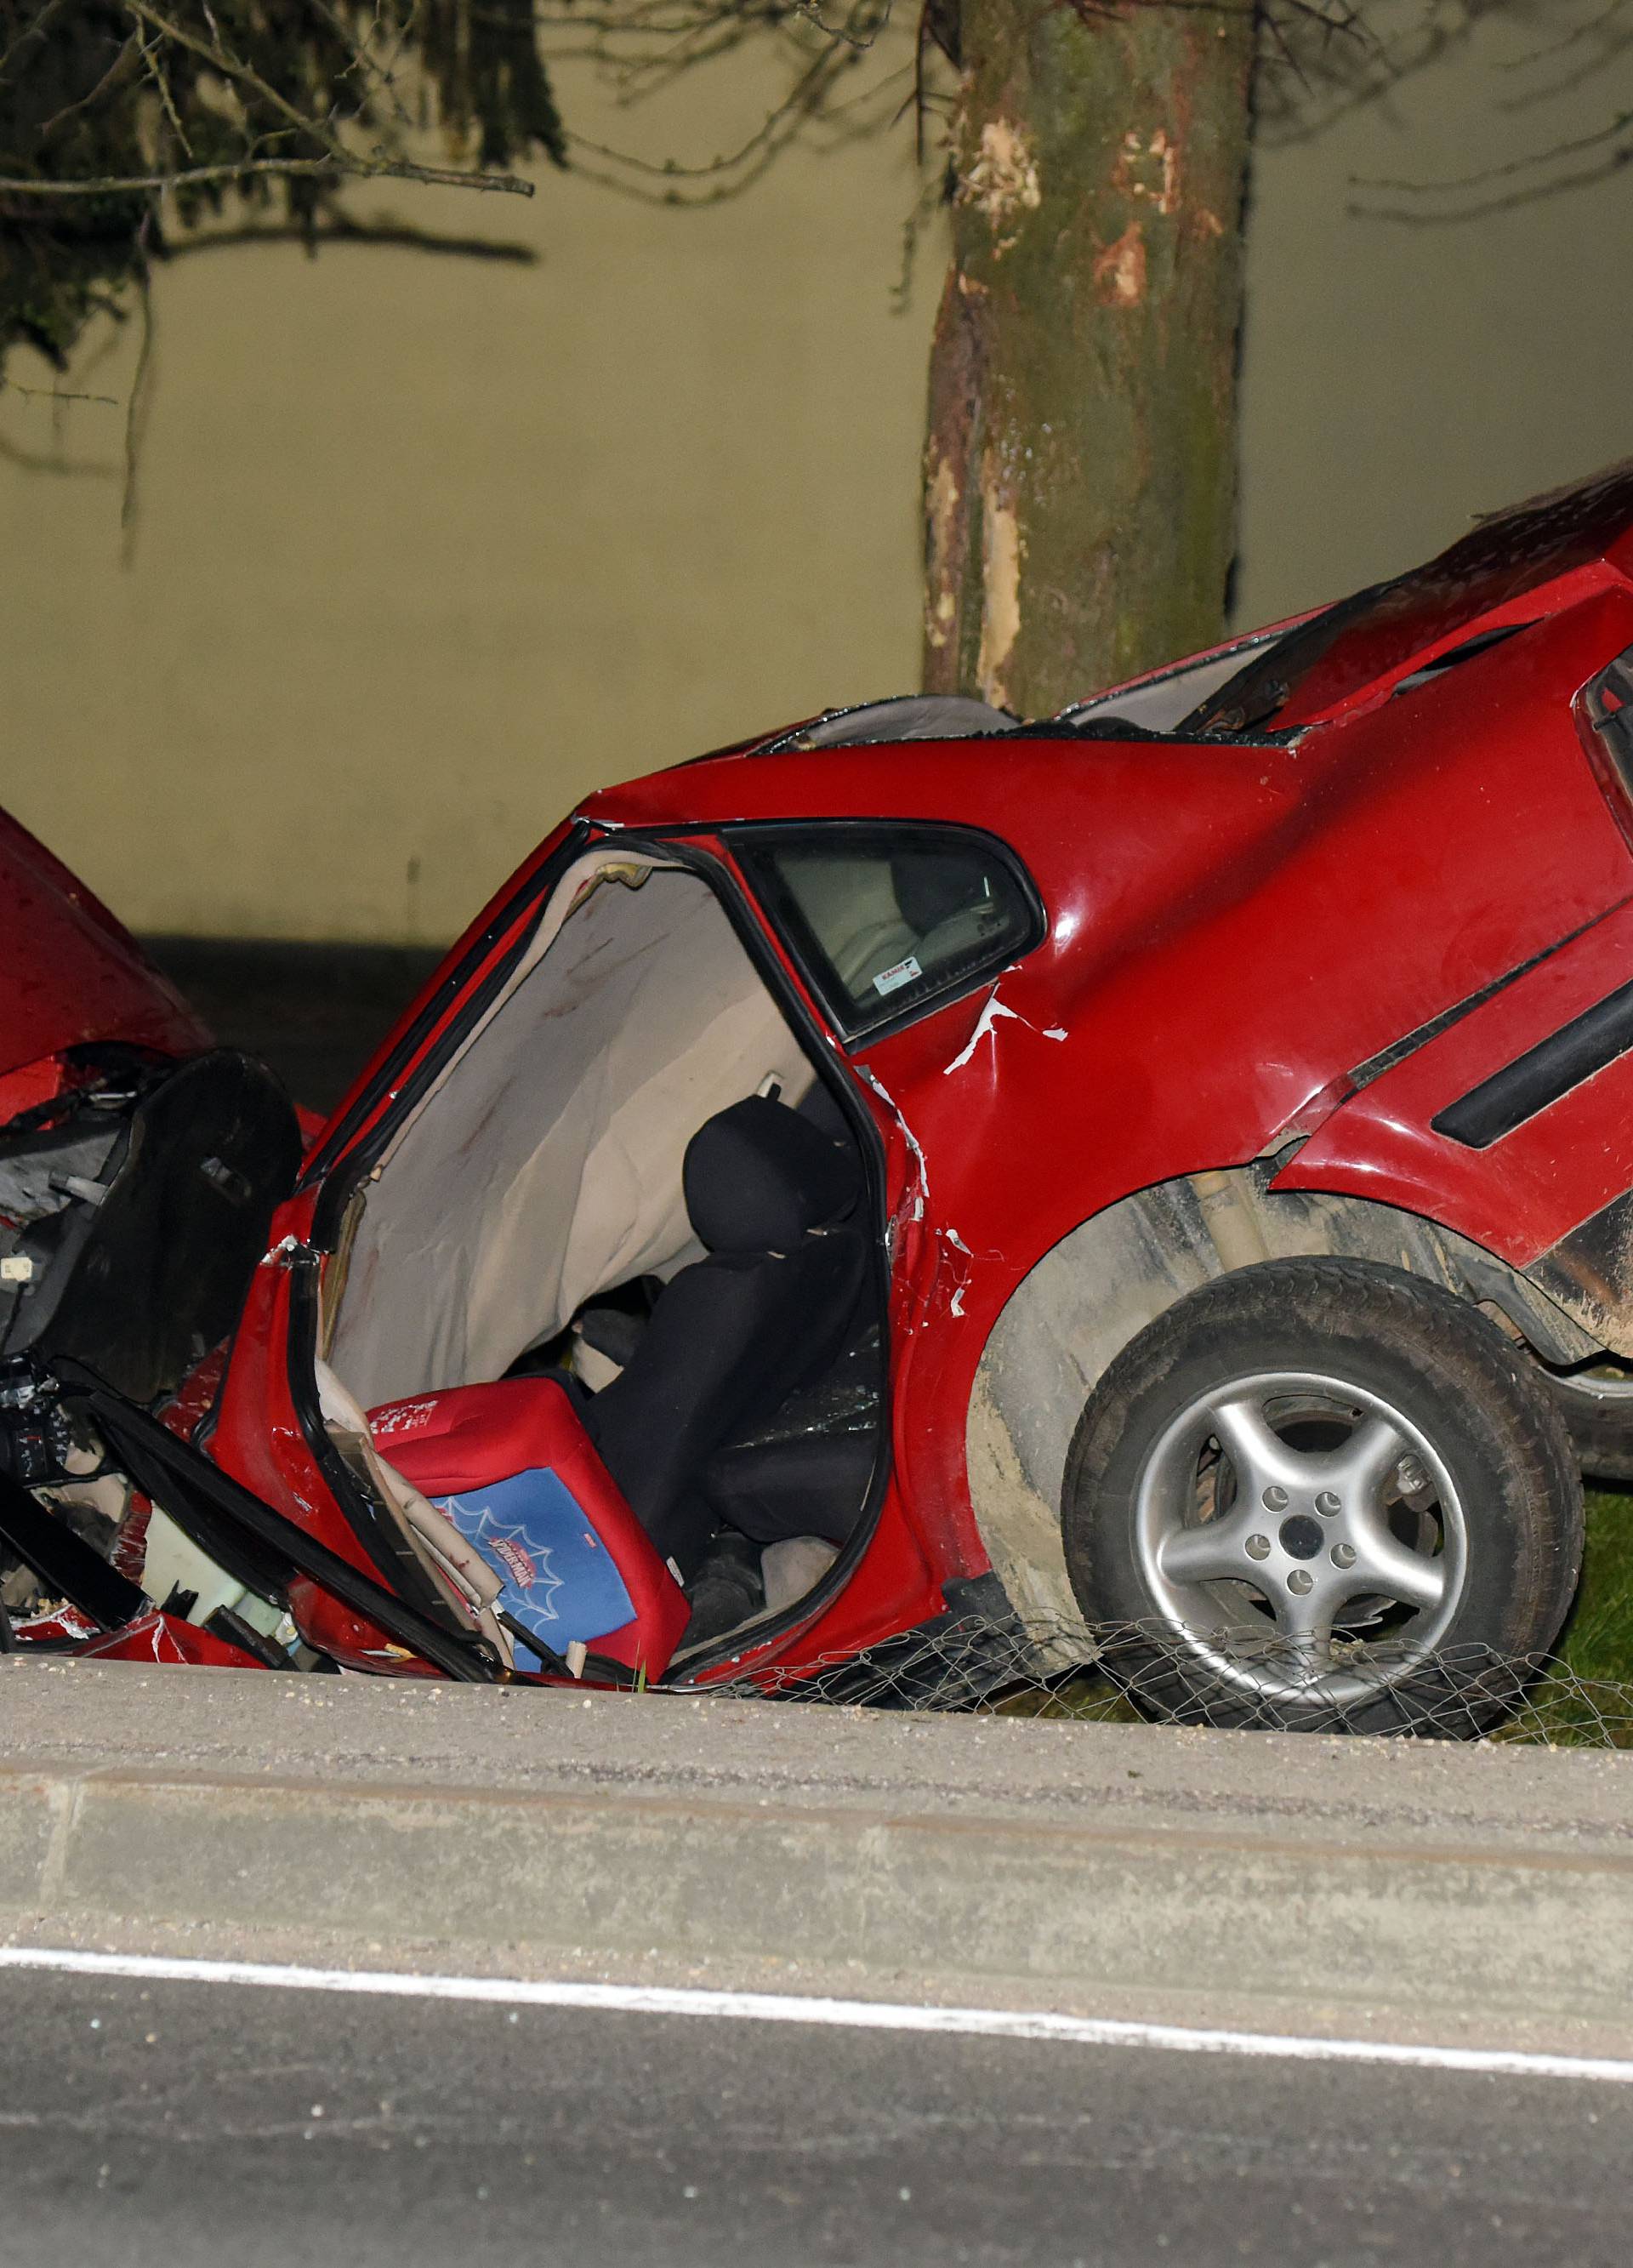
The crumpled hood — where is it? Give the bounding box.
[0,808,209,1085]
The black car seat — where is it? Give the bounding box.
[890,846,1009,977]
[583,1094,868,1575]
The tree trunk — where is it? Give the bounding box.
[922,0,1255,717]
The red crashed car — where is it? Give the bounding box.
[9,462,1633,1732]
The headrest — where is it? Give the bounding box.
[683,1095,862,1254]
[890,847,986,937]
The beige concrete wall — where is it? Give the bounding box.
[3,18,1632,944]
[1235,15,1633,632]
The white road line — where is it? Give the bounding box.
[3,1945,1630,2085]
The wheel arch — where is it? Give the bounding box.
[964,1165,1600,1636]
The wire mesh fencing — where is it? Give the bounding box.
[718,1611,1633,1747]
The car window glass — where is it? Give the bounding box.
[734,826,1041,1040]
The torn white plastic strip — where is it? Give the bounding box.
[942,988,1067,1075]
[942,991,1023,1074]
[3,1948,1630,2086]
[942,1225,975,1319]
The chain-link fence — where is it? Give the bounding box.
[717,1612,1633,1746]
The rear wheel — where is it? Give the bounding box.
[1061,1258,1583,1735]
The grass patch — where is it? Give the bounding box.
[993,1672,1136,1725]
[1511,1486,1633,1745]
[1552,1488,1633,1685]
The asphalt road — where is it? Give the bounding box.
[1,1967,1629,2267]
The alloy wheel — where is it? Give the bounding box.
[1132,1367,1468,1704]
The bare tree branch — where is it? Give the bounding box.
[119,254,153,563]
[156,213,538,259]
[0,0,76,81]
[124,0,377,167]
[305,0,414,126]
[0,376,119,403]
[2,1,562,368]
[132,18,194,158]
[0,155,535,197]
[34,29,139,140]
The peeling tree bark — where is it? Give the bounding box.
[922,0,1256,716]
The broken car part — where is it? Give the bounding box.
[9,464,1633,1727]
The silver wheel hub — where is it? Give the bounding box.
[1133,1367,1468,1704]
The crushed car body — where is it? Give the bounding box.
[10,461,1633,1727]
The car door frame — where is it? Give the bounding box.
[230,822,930,1687]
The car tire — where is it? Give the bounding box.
[1540,1354,1633,1483]
[1061,1257,1584,1735]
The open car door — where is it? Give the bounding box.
[200,822,911,1684]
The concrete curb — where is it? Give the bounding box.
[3,1657,1632,2046]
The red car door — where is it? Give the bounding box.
[208,815,957,1684]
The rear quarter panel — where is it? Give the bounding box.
[616,592,1633,1609]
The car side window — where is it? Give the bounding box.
[732,823,1044,1042]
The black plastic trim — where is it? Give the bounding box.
[206,1604,293,1668]
[1007,719,1301,749]
[1432,975,1633,1148]
[1348,909,1617,1094]
[53,1358,497,1679]
[0,1470,146,1631]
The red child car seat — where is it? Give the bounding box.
[367,1375,690,1678]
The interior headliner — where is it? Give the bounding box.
[326,852,815,1409]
